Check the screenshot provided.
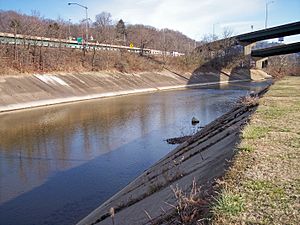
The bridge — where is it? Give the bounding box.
[198,21,300,68]
[236,21,300,68]
[251,42,300,58]
[237,21,300,60]
[237,21,300,43]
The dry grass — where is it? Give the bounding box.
[1,43,246,76]
[236,95,259,107]
[165,179,210,225]
[211,76,300,225]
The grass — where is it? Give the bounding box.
[213,192,244,216]
[257,107,285,119]
[211,76,300,225]
[243,180,286,200]
[237,143,255,153]
[242,126,270,139]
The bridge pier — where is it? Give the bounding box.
[253,57,269,69]
[241,42,256,55]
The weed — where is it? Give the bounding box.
[148,183,163,195]
[237,96,259,107]
[213,192,244,216]
[238,143,255,153]
[170,179,208,224]
[288,136,300,148]
[109,207,115,225]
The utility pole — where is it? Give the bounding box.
[265,1,274,29]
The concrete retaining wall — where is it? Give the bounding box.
[0,69,270,113]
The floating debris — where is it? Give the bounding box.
[165,135,192,145]
[191,117,200,125]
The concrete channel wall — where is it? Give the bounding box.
[0,69,269,113]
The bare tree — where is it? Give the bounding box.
[222,26,234,39]
[94,12,112,43]
[9,19,20,60]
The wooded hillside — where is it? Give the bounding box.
[0,10,197,53]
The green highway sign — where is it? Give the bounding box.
[77,37,83,44]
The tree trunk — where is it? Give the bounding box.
[91,47,96,70]
[39,46,43,71]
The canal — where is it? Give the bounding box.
[0,81,269,225]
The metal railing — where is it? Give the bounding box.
[0,32,185,57]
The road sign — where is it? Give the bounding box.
[130,43,134,48]
[77,37,83,44]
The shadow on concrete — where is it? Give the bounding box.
[186,56,252,90]
[137,47,252,89]
[229,66,252,82]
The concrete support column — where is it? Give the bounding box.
[243,42,256,55]
[253,57,269,69]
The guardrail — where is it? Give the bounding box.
[0,32,185,57]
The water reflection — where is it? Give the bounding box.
[0,81,269,225]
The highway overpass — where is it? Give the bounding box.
[251,42,300,58]
[197,21,300,54]
[197,21,300,68]
[237,21,300,43]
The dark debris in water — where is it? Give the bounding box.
[165,135,192,145]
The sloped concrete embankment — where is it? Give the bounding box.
[77,87,269,225]
[0,69,269,113]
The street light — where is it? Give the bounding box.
[212,22,219,40]
[68,2,88,46]
[265,1,274,29]
[68,19,71,39]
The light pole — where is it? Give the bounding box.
[213,23,216,38]
[68,19,71,39]
[68,2,88,46]
[212,23,219,40]
[265,1,274,29]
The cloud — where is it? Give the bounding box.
[85,0,264,40]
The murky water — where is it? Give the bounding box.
[0,81,269,225]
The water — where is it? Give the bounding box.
[0,81,269,225]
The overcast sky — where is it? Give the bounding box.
[1,0,299,42]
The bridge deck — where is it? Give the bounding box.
[237,21,300,43]
[251,42,300,58]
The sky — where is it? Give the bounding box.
[0,0,299,42]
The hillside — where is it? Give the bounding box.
[0,10,197,53]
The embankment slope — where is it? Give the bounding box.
[0,69,269,113]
